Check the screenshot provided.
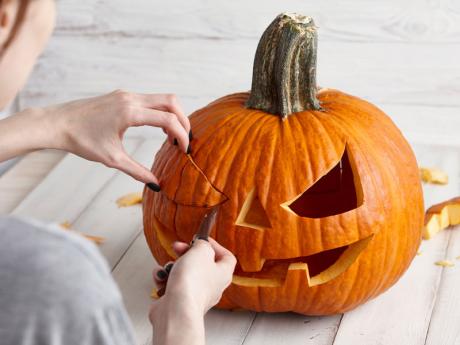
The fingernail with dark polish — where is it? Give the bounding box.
[189,130,193,141]
[164,262,174,273]
[156,269,168,280]
[147,183,161,192]
[173,138,178,146]
[186,143,192,155]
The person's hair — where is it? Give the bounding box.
[0,0,30,52]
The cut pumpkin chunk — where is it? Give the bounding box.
[423,197,460,239]
[116,192,143,207]
[151,287,160,299]
[435,260,454,267]
[420,167,448,185]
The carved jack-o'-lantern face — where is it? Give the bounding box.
[143,14,424,315]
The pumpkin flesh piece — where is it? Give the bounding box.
[424,197,460,239]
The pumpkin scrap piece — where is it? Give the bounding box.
[116,192,143,207]
[423,197,460,239]
[435,260,455,267]
[420,167,448,185]
[151,287,160,300]
[59,222,105,245]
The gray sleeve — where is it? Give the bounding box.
[0,216,137,345]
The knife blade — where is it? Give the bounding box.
[191,206,219,243]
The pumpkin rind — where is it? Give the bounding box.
[142,13,424,315]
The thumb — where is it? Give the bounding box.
[208,237,236,269]
[111,150,159,185]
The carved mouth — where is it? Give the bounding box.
[152,216,372,288]
[233,235,373,287]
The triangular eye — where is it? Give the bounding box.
[236,189,271,230]
[283,147,363,218]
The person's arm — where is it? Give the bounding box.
[150,238,237,345]
[0,90,191,187]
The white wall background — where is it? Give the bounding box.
[18,0,460,145]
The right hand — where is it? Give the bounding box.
[151,237,236,315]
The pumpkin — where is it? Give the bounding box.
[143,13,424,315]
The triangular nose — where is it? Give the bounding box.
[236,188,271,230]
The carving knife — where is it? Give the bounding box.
[157,206,219,297]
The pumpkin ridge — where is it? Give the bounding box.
[191,100,242,134]
[323,102,419,298]
[223,110,275,253]
[210,109,274,248]
[190,104,252,160]
[194,108,270,196]
[320,108,387,230]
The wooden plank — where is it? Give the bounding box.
[383,105,460,148]
[420,145,460,345]
[54,0,460,43]
[204,309,256,345]
[0,150,64,214]
[111,234,156,345]
[425,227,460,345]
[71,138,162,267]
[11,138,140,222]
[332,232,448,345]
[23,36,460,111]
[243,313,341,345]
[331,144,460,345]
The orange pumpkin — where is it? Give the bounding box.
[143,13,424,315]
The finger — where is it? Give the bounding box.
[187,238,215,260]
[163,261,174,274]
[110,149,160,186]
[208,237,237,269]
[128,108,189,153]
[172,241,190,256]
[138,93,190,133]
[153,268,168,284]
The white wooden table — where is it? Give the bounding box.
[1,138,460,345]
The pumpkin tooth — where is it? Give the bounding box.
[238,258,266,272]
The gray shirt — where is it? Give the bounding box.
[0,216,137,345]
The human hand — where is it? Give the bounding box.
[149,238,236,345]
[45,90,190,189]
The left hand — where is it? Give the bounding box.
[45,90,190,185]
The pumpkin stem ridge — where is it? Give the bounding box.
[246,13,322,118]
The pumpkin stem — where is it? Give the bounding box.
[246,13,322,119]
